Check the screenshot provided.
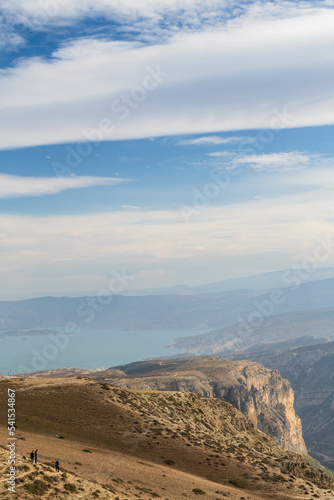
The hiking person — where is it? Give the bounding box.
[55,459,60,472]
[30,451,34,465]
[34,449,38,464]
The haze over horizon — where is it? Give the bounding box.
[1,0,334,299]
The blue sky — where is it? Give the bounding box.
[1,0,334,298]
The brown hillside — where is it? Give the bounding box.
[0,378,333,499]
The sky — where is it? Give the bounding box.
[1,0,334,299]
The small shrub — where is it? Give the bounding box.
[17,465,29,472]
[164,459,175,466]
[192,488,206,495]
[64,483,77,492]
[112,478,124,484]
[82,449,92,453]
[228,478,248,489]
[24,480,49,496]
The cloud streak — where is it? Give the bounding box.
[233,152,320,171]
[0,2,334,149]
[0,174,129,199]
[179,136,250,146]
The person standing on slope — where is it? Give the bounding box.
[34,449,38,464]
[30,451,34,465]
[55,459,60,472]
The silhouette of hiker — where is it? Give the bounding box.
[30,451,34,465]
[34,449,38,464]
[55,459,60,472]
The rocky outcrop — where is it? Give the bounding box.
[228,341,334,469]
[102,356,307,455]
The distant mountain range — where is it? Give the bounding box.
[173,306,334,355]
[3,275,334,336]
[122,266,334,295]
[5,266,334,300]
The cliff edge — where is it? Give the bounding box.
[104,356,307,455]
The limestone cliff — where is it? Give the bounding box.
[227,341,334,469]
[103,357,307,455]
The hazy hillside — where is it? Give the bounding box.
[122,267,334,295]
[174,307,334,355]
[0,290,258,332]
[0,377,333,499]
[7,267,334,301]
[4,278,334,335]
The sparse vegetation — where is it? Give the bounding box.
[24,479,49,495]
[0,377,333,500]
[64,482,77,492]
[228,478,248,489]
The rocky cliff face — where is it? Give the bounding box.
[100,356,307,455]
[227,342,334,469]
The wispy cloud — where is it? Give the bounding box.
[121,205,143,210]
[179,136,250,146]
[207,151,237,158]
[207,151,326,171]
[0,174,129,199]
[233,152,322,171]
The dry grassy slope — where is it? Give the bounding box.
[0,378,333,500]
[80,357,307,455]
[0,431,276,500]
[0,448,124,499]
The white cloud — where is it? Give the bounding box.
[234,151,319,171]
[179,136,249,146]
[0,3,334,149]
[207,151,236,158]
[207,151,328,171]
[1,1,229,27]
[1,188,334,295]
[0,174,128,199]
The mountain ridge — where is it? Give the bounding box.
[21,357,307,456]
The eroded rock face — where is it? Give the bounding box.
[107,357,307,455]
[227,342,334,469]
